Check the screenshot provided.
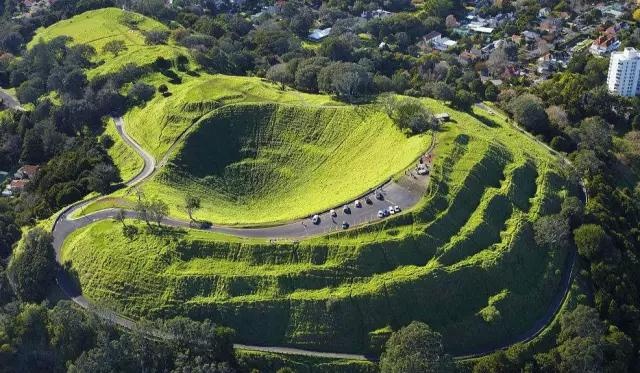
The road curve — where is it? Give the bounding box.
[113,117,156,187]
[51,109,582,362]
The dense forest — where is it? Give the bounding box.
[1,0,640,371]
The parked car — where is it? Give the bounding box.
[417,165,428,175]
[355,199,362,208]
[394,205,401,213]
[383,209,390,217]
[388,206,395,215]
[365,196,372,204]
[377,210,384,218]
[343,205,351,214]
[375,191,384,200]
[330,209,337,217]
[312,214,320,224]
[342,221,349,229]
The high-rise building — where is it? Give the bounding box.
[607,47,640,97]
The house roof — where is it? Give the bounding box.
[9,179,28,190]
[308,28,331,41]
[19,165,39,178]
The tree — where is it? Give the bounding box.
[0,200,20,258]
[115,208,127,227]
[101,40,127,57]
[20,129,44,164]
[556,305,606,373]
[577,116,612,154]
[135,199,151,226]
[546,105,569,130]
[184,195,201,223]
[318,62,372,102]
[266,63,293,90]
[487,47,509,77]
[383,96,437,134]
[158,84,169,94]
[143,30,169,45]
[128,81,155,105]
[573,224,611,261]
[453,89,474,111]
[149,199,168,226]
[534,214,570,249]
[430,82,454,102]
[380,321,453,373]
[508,94,549,134]
[8,228,56,302]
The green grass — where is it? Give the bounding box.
[29,8,190,78]
[124,74,342,159]
[61,100,577,355]
[137,102,429,224]
[103,118,144,182]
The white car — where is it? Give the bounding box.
[394,205,401,213]
[311,214,320,224]
[330,209,337,217]
[354,199,362,208]
[377,210,384,218]
[388,206,395,215]
[417,165,428,175]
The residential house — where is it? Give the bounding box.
[458,50,479,66]
[538,7,551,18]
[590,34,620,56]
[308,28,331,42]
[361,9,392,20]
[523,30,540,43]
[14,164,39,180]
[431,34,457,51]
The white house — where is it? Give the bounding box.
[308,28,331,42]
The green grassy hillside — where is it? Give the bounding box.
[61,103,577,355]
[29,8,189,78]
[138,102,429,224]
[124,74,341,159]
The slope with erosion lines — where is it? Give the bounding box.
[124,74,342,160]
[29,8,189,78]
[137,102,430,225]
[61,103,577,355]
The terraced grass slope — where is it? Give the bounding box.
[140,102,429,224]
[29,8,189,78]
[61,102,577,355]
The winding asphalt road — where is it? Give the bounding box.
[51,106,583,361]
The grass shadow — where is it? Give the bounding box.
[470,112,499,128]
[59,260,83,297]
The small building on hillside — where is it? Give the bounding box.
[590,34,620,56]
[308,28,331,42]
[14,164,39,180]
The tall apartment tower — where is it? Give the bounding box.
[607,47,640,97]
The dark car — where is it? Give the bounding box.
[365,196,372,204]
[341,221,349,229]
[343,205,351,214]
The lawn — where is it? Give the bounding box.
[103,117,144,182]
[29,7,190,78]
[137,102,430,225]
[123,74,342,159]
[61,101,577,355]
